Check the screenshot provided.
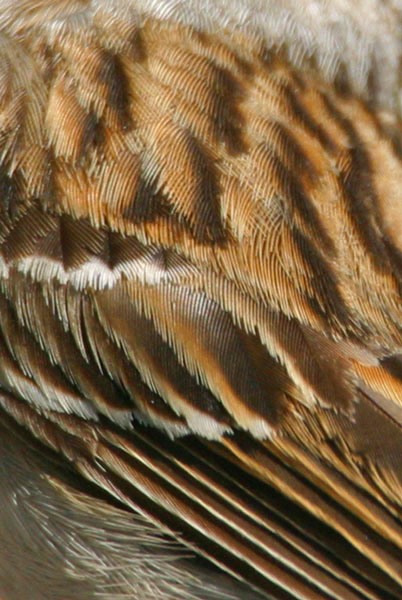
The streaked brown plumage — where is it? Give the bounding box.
[1,1,402,599]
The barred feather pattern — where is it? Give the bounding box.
[1,2,402,599]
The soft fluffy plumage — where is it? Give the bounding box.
[1,1,402,599]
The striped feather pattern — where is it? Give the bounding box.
[1,2,402,599]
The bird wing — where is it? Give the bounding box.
[1,4,402,599]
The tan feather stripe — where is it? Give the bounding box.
[224,435,402,587]
[96,440,336,599]
[190,437,401,598]
[319,93,395,272]
[82,426,392,600]
[143,430,395,600]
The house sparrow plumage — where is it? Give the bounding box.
[1,1,402,598]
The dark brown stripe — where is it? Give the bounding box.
[379,218,402,288]
[258,144,334,253]
[173,131,226,244]
[59,214,107,270]
[291,226,348,328]
[156,45,247,155]
[105,231,147,269]
[269,309,354,411]
[339,146,389,268]
[282,84,336,154]
[172,289,286,426]
[265,120,317,179]
[321,95,392,272]
[123,169,165,223]
[2,204,58,262]
[98,51,133,130]
[80,295,187,423]
[0,167,26,231]
[79,110,104,161]
[380,355,402,387]
[94,289,234,424]
[210,64,247,155]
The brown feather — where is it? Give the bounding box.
[1,3,402,600]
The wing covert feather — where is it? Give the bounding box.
[1,4,402,599]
